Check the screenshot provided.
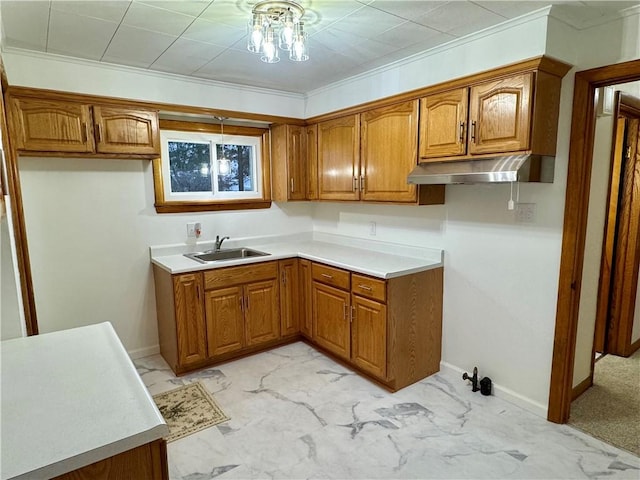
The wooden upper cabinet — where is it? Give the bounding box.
[318,115,360,201]
[10,97,95,153]
[8,94,160,157]
[306,124,318,200]
[271,124,307,201]
[468,73,532,155]
[93,106,160,155]
[419,87,468,159]
[360,100,418,202]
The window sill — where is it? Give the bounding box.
[154,200,272,214]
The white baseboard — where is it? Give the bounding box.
[440,361,548,419]
[128,344,160,360]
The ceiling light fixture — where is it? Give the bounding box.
[247,0,309,63]
[216,116,231,175]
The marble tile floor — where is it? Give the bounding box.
[135,343,640,480]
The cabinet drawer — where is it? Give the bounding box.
[351,274,386,302]
[311,263,350,290]
[204,261,278,290]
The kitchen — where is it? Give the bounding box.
[1,1,640,478]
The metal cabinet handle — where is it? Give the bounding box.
[95,123,102,142]
[459,122,465,143]
[360,175,365,193]
[471,120,476,142]
[321,273,333,279]
[282,271,286,284]
[245,296,249,311]
[343,303,348,320]
[290,178,294,193]
[358,284,372,291]
[81,123,88,143]
[351,305,355,323]
[239,296,244,312]
[353,177,358,191]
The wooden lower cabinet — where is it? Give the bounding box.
[279,259,300,337]
[204,286,244,356]
[172,273,207,367]
[299,259,313,338]
[351,295,387,379]
[244,279,280,345]
[312,281,351,361]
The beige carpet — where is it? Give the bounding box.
[153,381,230,443]
[570,349,640,456]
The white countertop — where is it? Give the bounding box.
[151,232,443,279]
[1,323,169,480]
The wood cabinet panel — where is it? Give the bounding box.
[360,101,418,202]
[10,97,94,153]
[468,73,532,155]
[318,115,360,201]
[245,279,281,346]
[306,124,318,200]
[351,273,386,303]
[419,87,468,159]
[311,262,350,290]
[299,259,313,338]
[312,281,351,360]
[93,106,159,155]
[271,124,306,201]
[204,261,278,289]
[204,286,245,356]
[279,259,300,337]
[351,295,387,379]
[173,273,207,366]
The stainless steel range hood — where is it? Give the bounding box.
[407,154,554,185]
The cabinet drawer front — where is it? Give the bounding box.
[351,274,386,302]
[312,263,350,290]
[204,261,278,290]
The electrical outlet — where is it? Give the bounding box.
[187,222,197,238]
[515,203,536,224]
[369,221,377,236]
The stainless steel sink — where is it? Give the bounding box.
[184,247,270,264]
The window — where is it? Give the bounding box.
[152,121,271,213]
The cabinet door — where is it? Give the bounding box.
[93,106,160,155]
[318,115,360,201]
[360,100,418,202]
[279,259,300,337]
[351,295,387,379]
[271,124,306,201]
[306,124,318,200]
[419,87,468,159]
[468,73,532,155]
[299,259,313,338]
[312,281,351,360]
[9,97,94,153]
[173,273,207,366]
[245,279,281,346]
[204,286,245,356]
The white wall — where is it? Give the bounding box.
[18,157,312,357]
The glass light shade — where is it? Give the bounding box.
[279,11,294,50]
[247,14,264,53]
[289,23,308,61]
[218,157,231,175]
[261,27,280,63]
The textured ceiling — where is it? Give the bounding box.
[1,0,638,94]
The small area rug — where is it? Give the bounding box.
[569,349,639,456]
[153,381,229,443]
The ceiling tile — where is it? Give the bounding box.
[48,9,119,60]
[375,21,444,49]
[181,17,246,46]
[331,5,408,38]
[136,0,212,17]
[122,2,196,36]
[104,25,178,64]
[101,53,156,69]
[0,0,50,51]
[303,0,369,33]
[414,1,506,34]
[198,0,253,27]
[367,1,449,20]
[50,0,131,23]
[151,56,213,75]
[151,37,225,75]
[474,1,552,19]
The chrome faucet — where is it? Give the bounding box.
[214,235,230,251]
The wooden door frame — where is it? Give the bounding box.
[547,58,640,424]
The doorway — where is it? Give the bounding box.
[548,58,640,424]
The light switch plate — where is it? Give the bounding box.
[515,203,536,224]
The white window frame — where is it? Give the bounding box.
[160,129,263,202]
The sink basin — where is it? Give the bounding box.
[184,247,270,264]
